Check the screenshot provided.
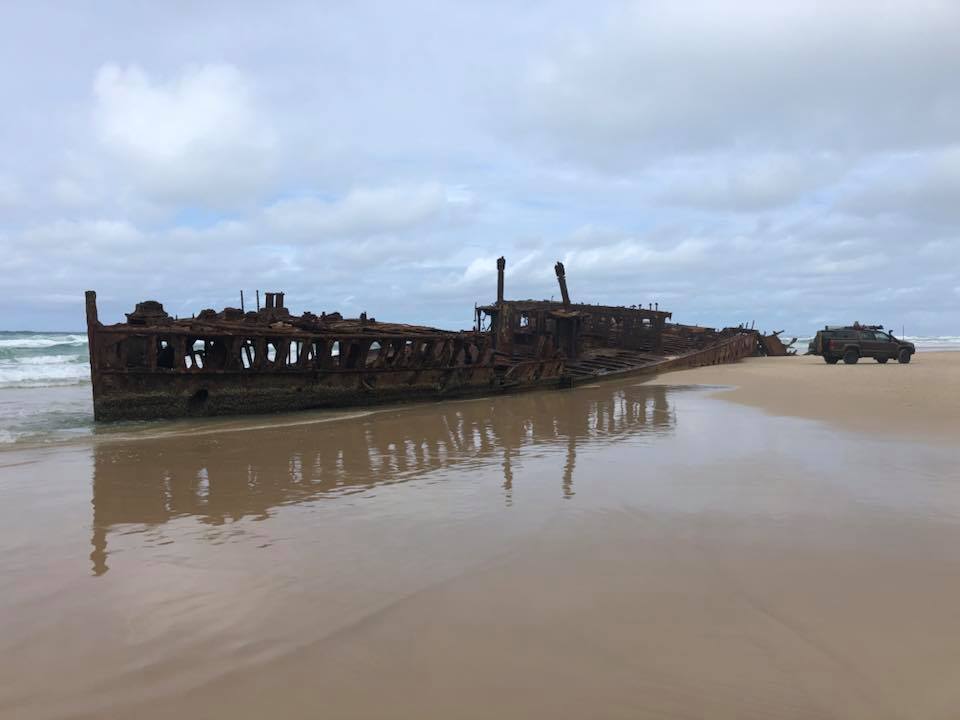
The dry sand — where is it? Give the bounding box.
[654,351,960,443]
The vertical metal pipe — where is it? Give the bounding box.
[496,256,505,304]
[554,261,571,308]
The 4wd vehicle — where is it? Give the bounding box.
[809,325,915,365]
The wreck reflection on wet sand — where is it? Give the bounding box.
[3,380,960,719]
[89,383,676,575]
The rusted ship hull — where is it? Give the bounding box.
[85,260,760,422]
[87,331,753,422]
[88,347,556,422]
[90,365,499,421]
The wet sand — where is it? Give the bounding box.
[2,375,960,719]
[656,351,960,442]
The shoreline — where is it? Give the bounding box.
[2,348,959,451]
[651,351,960,444]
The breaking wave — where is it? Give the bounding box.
[0,332,90,388]
[903,335,960,350]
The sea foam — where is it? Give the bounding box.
[0,332,90,388]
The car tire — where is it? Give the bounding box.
[823,354,839,364]
[843,349,859,364]
[876,357,888,363]
[898,348,912,364]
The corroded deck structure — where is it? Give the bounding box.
[85,259,760,421]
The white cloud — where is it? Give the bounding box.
[263,184,472,239]
[92,63,276,206]
[24,219,143,251]
[840,146,960,224]
[808,252,888,275]
[562,236,710,272]
[656,153,845,212]
[461,255,501,285]
[519,0,960,169]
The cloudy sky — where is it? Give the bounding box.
[2,0,958,335]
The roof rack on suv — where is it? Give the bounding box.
[823,324,884,331]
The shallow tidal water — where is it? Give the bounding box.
[2,381,960,719]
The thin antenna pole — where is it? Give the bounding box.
[256,289,261,311]
[240,290,245,313]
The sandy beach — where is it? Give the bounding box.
[1,355,959,719]
[653,351,960,442]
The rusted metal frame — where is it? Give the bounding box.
[274,337,290,367]
[448,337,479,367]
[297,338,312,369]
[117,336,130,368]
[221,337,237,371]
[405,339,425,367]
[95,326,461,344]
[146,335,158,370]
[661,332,755,370]
[563,332,754,383]
[451,338,466,366]
[230,335,473,375]
[434,338,453,366]
[341,338,373,370]
[182,335,226,372]
[381,339,402,368]
[427,340,448,366]
[501,356,562,378]
[93,360,497,377]
[411,339,435,368]
[483,301,671,322]
[313,338,333,369]
[172,336,186,371]
[254,338,267,370]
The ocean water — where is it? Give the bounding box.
[0,332,93,444]
[1,330,958,446]
[0,331,90,388]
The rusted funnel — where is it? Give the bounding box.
[497,257,506,304]
[555,261,571,308]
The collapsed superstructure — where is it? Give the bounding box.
[85,259,772,421]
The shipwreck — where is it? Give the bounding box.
[84,259,782,422]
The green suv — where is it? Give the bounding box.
[809,325,916,365]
